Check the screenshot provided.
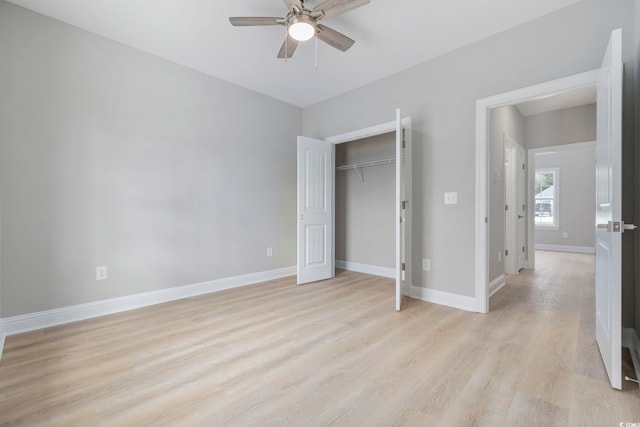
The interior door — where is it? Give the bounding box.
[396,109,411,310]
[595,28,623,390]
[516,145,526,270]
[297,136,335,284]
[504,135,524,274]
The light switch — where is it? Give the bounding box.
[444,192,458,205]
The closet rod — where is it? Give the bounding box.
[336,156,396,171]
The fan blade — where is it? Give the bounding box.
[313,0,370,20]
[229,17,283,26]
[277,35,299,59]
[315,24,355,52]
[282,0,303,12]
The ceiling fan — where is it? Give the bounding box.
[229,0,370,59]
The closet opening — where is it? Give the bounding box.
[336,133,396,278]
[296,111,412,310]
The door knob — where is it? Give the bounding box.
[597,221,638,232]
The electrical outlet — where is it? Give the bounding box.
[444,192,458,205]
[562,232,568,239]
[267,247,273,257]
[422,258,430,271]
[96,265,107,281]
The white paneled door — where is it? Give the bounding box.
[595,28,624,390]
[297,136,335,284]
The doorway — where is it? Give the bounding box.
[475,69,599,313]
[476,28,625,391]
[297,111,413,310]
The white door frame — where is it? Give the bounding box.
[326,115,413,299]
[475,70,598,313]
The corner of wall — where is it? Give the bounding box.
[0,320,5,362]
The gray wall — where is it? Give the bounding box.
[0,2,301,317]
[534,145,596,248]
[524,104,596,149]
[488,106,524,282]
[336,133,395,268]
[303,0,636,298]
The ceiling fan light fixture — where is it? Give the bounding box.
[288,21,314,41]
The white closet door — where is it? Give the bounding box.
[595,28,623,390]
[396,110,411,310]
[297,136,335,284]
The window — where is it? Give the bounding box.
[534,168,559,228]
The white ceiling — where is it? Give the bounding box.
[7,0,583,108]
[515,85,596,117]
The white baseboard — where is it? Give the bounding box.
[489,274,506,297]
[409,285,477,312]
[336,260,395,279]
[622,327,640,386]
[535,244,595,254]
[336,261,476,313]
[0,266,296,340]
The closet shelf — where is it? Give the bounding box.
[336,157,396,171]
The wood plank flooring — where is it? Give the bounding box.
[0,251,638,426]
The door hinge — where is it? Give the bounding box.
[505,250,509,256]
[401,262,406,271]
[485,217,488,224]
[522,246,525,253]
[522,163,525,170]
[505,204,509,211]
[402,129,406,148]
[402,200,408,209]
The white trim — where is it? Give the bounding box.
[475,69,599,314]
[410,285,477,312]
[534,244,595,254]
[325,117,412,146]
[531,140,596,154]
[489,274,506,297]
[336,260,395,279]
[1,266,296,338]
[325,120,397,145]
[622,328,640,385]
[475,96,490,313]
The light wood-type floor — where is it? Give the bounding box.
[0,251,638,426]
